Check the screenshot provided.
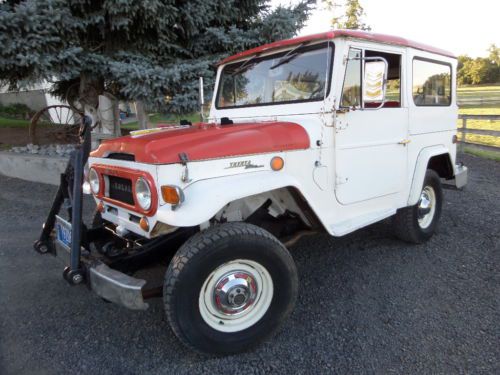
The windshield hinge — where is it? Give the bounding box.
[335,118,349,133]
[179,152,192,183]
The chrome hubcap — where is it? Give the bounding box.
[418,186,436,229]
[199,259,274,333]
[214,271,257,315]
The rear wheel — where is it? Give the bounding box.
[163,222,298,355]
[393,169,443,243]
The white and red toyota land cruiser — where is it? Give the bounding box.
[41,30,467,354]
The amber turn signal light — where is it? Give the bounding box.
[139,217,149,232]
[161,185,183,205]
[270,156,284,171]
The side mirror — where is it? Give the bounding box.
[362,58,388,109]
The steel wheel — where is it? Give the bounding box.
[198,259,274,333]
[163,222,298,355]
[393,169,443,244]
[29,105,82,144]
[418,185,436,229]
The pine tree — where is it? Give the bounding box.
[0,0,313,114]
[327,0,370,31]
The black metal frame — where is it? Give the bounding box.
[34,116,93,285]
[33,116,195,289]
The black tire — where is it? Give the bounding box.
[163,222,298,355]
[393,169,443,244]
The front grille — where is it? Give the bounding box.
[107,176,134,205]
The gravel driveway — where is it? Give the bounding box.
[0,153,498,374]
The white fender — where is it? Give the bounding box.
[407,145,450,206]
[156,171,301,227]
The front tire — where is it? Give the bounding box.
[163,222,298,355]
[393,169,443,243]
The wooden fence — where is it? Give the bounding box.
[457,114,500,153]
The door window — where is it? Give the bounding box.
[341,48,402,108]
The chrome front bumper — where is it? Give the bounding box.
[54,239,149,311]
[453,164,468,189]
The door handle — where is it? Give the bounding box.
[398,139,411,145]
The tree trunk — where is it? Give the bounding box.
[79,73,103,131]
[135,101,149,129]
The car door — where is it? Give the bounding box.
[334,46,409,205]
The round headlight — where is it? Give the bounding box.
[135,177,152,210]
[88,168,100,194]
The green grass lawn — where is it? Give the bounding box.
[457,106,500,133]
[0,117,30,128]
[117,113,201,131]
[0,112,201,131]
[463,146,500,162]
[457,85,500,149]
[457,85,500,102]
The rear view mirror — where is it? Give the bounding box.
[363,58,388,109]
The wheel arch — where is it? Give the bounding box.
[427,153,454,180]
[408,145,453,206]
[155,171,325,231]
[215,185,326,231]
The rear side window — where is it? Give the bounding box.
[412,59,451,106]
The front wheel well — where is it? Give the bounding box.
[212,186,326,240]
[427,153,454,179]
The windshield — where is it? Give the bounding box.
[216,42,333,109]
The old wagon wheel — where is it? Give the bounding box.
[29,105,83,145]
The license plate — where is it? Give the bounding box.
[55,215,72,251]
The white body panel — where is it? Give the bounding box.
[88,36,460,239]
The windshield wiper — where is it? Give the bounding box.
[270,43,306,70]
[231,54,259,76]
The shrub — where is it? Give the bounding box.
[0,103,35,119]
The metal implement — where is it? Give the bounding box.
[38,161,196,309]
[34,115,92,287]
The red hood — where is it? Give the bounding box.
[90,121,310,164]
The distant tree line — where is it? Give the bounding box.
[458,45,500,85]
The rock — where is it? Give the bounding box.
[8,143,77,157]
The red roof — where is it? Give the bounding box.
[218,30,455,65]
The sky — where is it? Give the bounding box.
[272,0,500,57]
